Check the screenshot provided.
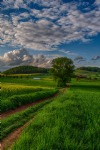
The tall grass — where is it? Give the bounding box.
[1,89,58,113]
[1,97,55,140]
[11,83,100,150]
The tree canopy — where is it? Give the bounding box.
[51,57,74,87]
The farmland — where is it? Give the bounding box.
[75,68,100,79]
[0,73,100,150]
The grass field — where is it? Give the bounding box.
[1,95,58,140]
[1,89,58,113]
[1,74,57,112]
[11,80,100,150]
[75,69,100,79]
[1,74,58,142]
[1,74,100,150]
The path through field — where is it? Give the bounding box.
[1,88,67,150]
[1,92,58,119]
[1,119,34,150]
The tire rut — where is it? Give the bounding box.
[1,93,58,119]
[1,87,68,150]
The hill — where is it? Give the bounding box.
[77,66,100,72]
[3,66,49,74]
[75,67,100,79]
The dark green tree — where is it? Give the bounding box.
[51,57,74,87]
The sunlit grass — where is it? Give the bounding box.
[11,81,100,150]
[1,74,100,150]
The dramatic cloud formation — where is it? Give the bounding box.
[0,48,32,66]
[0,48,53,71]
[0,48,100,72]
[0,0,100,50]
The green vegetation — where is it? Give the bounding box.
[0,75,56,87]
[1,96,57,140]
[1,74,58,113]
[1,72,100,150]
[77,66,100,72]
[1,74,59,141]
[1,84,43,99]
[3,65,49,74]
[1,89,58,113]
[71,79,100,92]
[51,57,74,87]
[75,68,100,79]
[11,80,100,150]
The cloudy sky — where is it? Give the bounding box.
[0,0,100,71]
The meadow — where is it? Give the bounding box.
[11,80,100,150]
[1,73,100,150]
[75,69,100,79]
[1,74,57,112]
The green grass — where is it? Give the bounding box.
[1,96,56,141]
[1,89,58,113]
[0,74,56,87]
[11,81,100,150]
[1,75,100,149]
[1,74,57,113]
[75,69,100,79]
[71,79,100,92]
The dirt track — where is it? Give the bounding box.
[1,87,68,150]
[1,93,58,119]
[1,118,34,150]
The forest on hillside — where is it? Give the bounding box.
[3,66,49,74]
[77,67,100,72]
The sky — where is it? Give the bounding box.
[0,0,100,71]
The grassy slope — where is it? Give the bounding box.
[75,69,100,79]
[12,80,100,150]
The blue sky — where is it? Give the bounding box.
[0,0,100,71]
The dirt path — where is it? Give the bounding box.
[1,92,59,150]
[1,118,34,150]
[1,87,68,150]
[1,93,58,119]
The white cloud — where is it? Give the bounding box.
[0,48,53,71]
[0,0,100,50]
[0,48,32,65]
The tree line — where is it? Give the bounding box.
[77,67,100,72]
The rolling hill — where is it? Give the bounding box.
[3,66,49,74]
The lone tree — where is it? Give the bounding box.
[51,57,74,87]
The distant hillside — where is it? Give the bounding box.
[3,66,49,74]
[75,66,100,79]
[77,67,100,72]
